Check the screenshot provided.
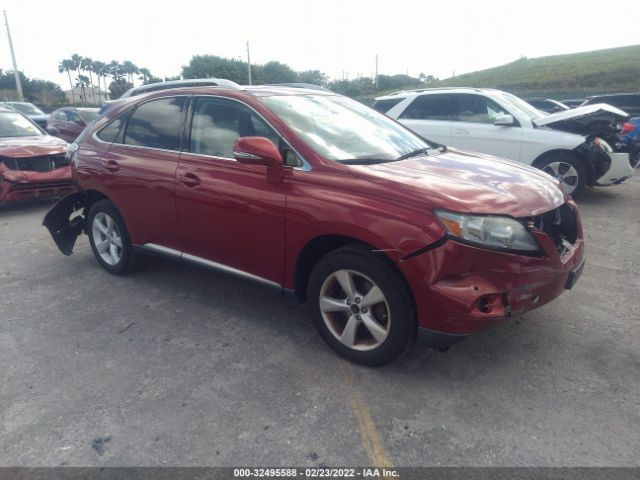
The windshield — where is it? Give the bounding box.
[261,94,433,162]
[493,91,546,121]
[79,110,99,123]
[0,112,42,137]
[7,102,45,116]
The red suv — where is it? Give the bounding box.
[44,84,585,365]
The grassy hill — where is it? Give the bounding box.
[436,44,640,96]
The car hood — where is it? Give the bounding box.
[533,103,629,135]
[349,148,565,218]
[0,135,67,158]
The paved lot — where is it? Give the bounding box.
[1,177,639,467]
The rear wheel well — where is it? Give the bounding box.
[82,190,109,232]
[532,149,594,186]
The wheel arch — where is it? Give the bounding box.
[293,234,415,311]
[532,148,595,186]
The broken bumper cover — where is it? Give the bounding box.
[400,208,585,347]
[42,191,86,255]
[595,151,634,186]
[0,166,75,204]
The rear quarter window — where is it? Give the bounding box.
[371,98,404,113]
[123,97,188,151]
[400,94,450,120]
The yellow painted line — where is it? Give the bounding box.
[339,363,394,467]
[350,393,394,468]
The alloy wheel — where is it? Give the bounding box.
[92,212,123,266]
[543,161,579,194]
[319,269,390,351]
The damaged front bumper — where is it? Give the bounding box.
[595,152,634,186]
[42,192,86,255]
[399,201,585,349]
[0,166,75,204]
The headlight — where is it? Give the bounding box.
[594,137,613,153]
[435,210,540,252]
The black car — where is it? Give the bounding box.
[561,99,585,108]
[2,101,49,128]
[525,98,570,113]
[581,93,640,117]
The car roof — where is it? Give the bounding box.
[0,105,16,113]
[374,87,498,101]
[119,79,333,99]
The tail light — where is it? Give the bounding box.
[622,123,634,134]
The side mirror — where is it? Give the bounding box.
[233,136,284,183]
[46,126,59,136]
[494,114,515,126]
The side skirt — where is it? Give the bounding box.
[136,243,284,294]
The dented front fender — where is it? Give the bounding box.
[42,192,87,255]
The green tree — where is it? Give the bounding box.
[81,57,96,103]
[120,60,139,84]
[108,78,133,99]
[182,55,247,83]
[298,70,329,87]
[260,61,299,84]
[58,59,76,103]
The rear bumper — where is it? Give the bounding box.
[400,202,585,338]
[0,166,75,203]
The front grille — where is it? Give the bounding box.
[528,204,578,256]
[1,154,68,172]
[9,180,74,191]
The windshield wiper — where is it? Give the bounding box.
[338,158,399,165]
[397,144,446,161]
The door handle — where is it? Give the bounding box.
[455,128,470,135]
[177,172,201,188]
[102,159,120,172]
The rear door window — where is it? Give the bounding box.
[451,94,509,124]
[399,95,451,120]
[123,97,188,151]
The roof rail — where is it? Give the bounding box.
[263,83,330,91]
[120,78,242,99]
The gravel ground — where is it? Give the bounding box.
[1,177,639,467]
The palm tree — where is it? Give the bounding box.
[69,54,84,103]
[76,75,90,104]
[121,60,139,85]
[92,61,107,102]
[81,57,96,104]
[138,67,152,84]
[108,60,122,81]
[58,59,75,104]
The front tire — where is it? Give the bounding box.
[307,245,414,366]
[537,153,587,196]
[87,199,137,275]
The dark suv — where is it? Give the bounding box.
[581,93,640,117]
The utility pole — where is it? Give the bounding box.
[374,54,379,91]
[246,41,252,85]
[3,10,23,101]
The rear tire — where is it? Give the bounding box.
[307,245,414,366]
[537,153,587,196]
[87,199,137,275]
